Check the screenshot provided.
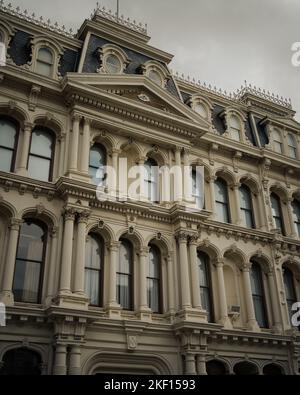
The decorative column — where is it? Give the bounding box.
[188,236,202,309]
[0,218,22,305]
[208,176,217,219]
[174,147,183,203]
[59,208,75,294]
[267,269,282,332]
[167,254,175,315]
[68,114,81,172]
[216,259,231,328]
[53,344,67,375]
[17,122,33,175]
[183,149,191,202]
[74,211,90,295]
[177,233,192,309]
[45,226,59,304]
[197,355,207,375]
[242,264,259,331]
[257,189,268,231]
[109,149,119,198]
[232,182,242,226]
[138,247,152,320]
[69,345,81,375]
[287,198,297,238]
[80,118,91,174]
[58,133,66,177]
[106,242,121,315]
[185,354,197,375]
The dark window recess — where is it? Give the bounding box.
[245,115,258,146]
[254,117,269,147]
[212,105,226,135]
[180,91,191,103]
[59,48,80,76]
[8,31,32,66]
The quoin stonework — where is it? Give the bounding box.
[0,2,299,376]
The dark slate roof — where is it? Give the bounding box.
[8,31,32,66]
[254,117,269,147]
[212,104,226,135]
[82,34,180,99]
[245,116,257,146]
[59,49,81,77]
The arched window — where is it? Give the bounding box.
[283,266,297,325]
[288,133,297,159]
[0,348,42,375]
[273,129,283,154]
[89,144,106,186]
[13,220,47,304]
[214,178,230,223]
[117,239,133,310]
[147,245,162,313]
[36,48,54,77]
[144,158,159,203]
[250,262,268,328]
[148,70,163,86]
[270,193,285,235]
[85,234,104,306]
[292,199,300,237]
[192,168,203,209]
[239,184,255,228]
[229,115,241,142]
[105,54,122,74]
[0,118,19,173]
[263,364,284,376]
[28,128,55,182]
[197,251,214,322]
[206,360,227,376]
[194,103,208,119]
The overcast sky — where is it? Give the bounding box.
[5,0,300,119]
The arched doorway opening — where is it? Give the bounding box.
[233,361,258,376]
[0,348,42,375]
[206,360,228,375]
[263,364,284,376]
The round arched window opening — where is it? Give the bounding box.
[105,54,122,74]
[194,103,208,119]
[148,70,163,86]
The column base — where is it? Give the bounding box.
[0,291,14,306]
[137,307,152,322]
[218,316,233,329]
[15,169,28,177]
[53,292,89,310]
[247,319,260,332]
[65,170,92,183]
[176,307,208,323]
[105,303,122,319]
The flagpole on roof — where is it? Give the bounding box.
[117,0,120,19]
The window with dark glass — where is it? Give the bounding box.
[85,234,103,306]
[270,193,285,235]
[288,133,297,159]
[147,245,161,313]
[250,262,268,328]
[283,267,297,325]
[117,239,133,310]
[292,199,300,237]
[144,158,159,203]
[0,118,18,173]
[198,251,214,322]
[192,168,203,209]
[13,220,47,304]
[214,178,230,223]
[240,184,255,228]
[36,48,53,77]
[89,144,106,185]
[28,128,54,182]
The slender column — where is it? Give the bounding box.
[80,118,91,174]
[287,198,297,237]
[189,237,202,309]
[59,209,75,294]
[167,254,175,314]
[216,259,230,326]
[45,226,59,302]
[183,148,191,202]
[139,247,150,311]
[267,270,282,331]
[232,183,242,225]
[174,147,183,202]
[242,264,259,331]
[17,122,33,175]
[53,345,67,375]
[208,176,217,219]
[69,114,81,172]
[74,211,90,294]
[109,149,119,197]
[185,354,197,375]
[197,355,207,375]
[177,233,191,308]
[69,345,81,375]
[0,218,22,305]
[107,242,120,307]
[58,133,66,177]
[138,157,147,202]
[257,190,268,231]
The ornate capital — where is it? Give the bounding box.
[72,113,81,123]
[176,231,190,243]
[9,218,23,231]
[139,247,150,257]
[109,241,120,252]
[77,210,91,224]
[23,122,34,132]
[50,226,59,238]
[63,208,76,222]
[188,234,199,245]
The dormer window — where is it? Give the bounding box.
[273,129,283,154]
[288,133,297,159]
[97,44,129,74]
[105,54,122,74]
[148,70,163,86]
[194,103,208,119]
[142,60,168,88]
[229,115,242,142]
[36,48,54,77]
[188,96,212,121]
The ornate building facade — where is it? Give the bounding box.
[0,2,300,375]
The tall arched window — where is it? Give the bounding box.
[270,193,285,235]
[288,133,297,159]
[147,245,162,313]
[13,220,47,304]
[250,262,268,328]
[0,118,19,173]
[283,266,297,325]
[89,144,106,185]
[229,115,241,142]
[28,128,55,182]
[36,48,54,77]
[117,239,133,310]
[197,251,214,322]
[192,168,203,209]
[144,158,159,203]
[239,184,255,228]
[215,178,230,223]
[273,129,283,154]
[292,199,300,237]
[85,234,104,306]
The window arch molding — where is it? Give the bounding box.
[96,44,130,74]
[188,95,213,121]
[221,109,248,144]
[0,20,14,48]
[30,36,64,79]
[269,126,284,154]
[142,60,168,88]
